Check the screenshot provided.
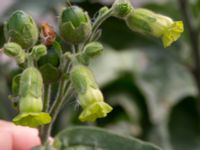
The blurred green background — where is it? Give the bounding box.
[0,0,200,150]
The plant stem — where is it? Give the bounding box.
[40,55,73,145]
[177,0,200,113]
[80,9,113,52]
[43,84,51,112]
[41,81,72,145]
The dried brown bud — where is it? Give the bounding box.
[40,22,56,46]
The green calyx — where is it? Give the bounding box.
[70,65,98,94]
[19,67,43,97]
[18,67,43,112]
[4,10,38,49]
[112,0,133,19]
[59,6,92,44]
[3,42,26,64]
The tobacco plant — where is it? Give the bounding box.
[1,0,184,149]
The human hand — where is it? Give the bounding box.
[0,120,40,150]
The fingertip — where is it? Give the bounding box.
[11,125,41,150]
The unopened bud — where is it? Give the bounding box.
[4,10,38,49]
[32,44,47,61]
[3,42,26,64]
[112,0,133,19]
[59,6,92,44]
[84,42,103,57]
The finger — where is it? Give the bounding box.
[0,120,41,150]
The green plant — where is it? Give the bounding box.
[2,0,184,149]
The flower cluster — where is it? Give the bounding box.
[2,0,184,130]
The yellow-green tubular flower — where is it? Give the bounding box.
[3,42,26,64]
[126,9,184,47]
[13,67,51,127]
[112,0,133,19]
[70,65,112,122]
[59,6,92,44]
[4,10,38,49]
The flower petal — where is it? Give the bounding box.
[162,21,184,48]
[13,112,51,128]
[79,102,113,122]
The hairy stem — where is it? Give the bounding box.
[43,84,51,112]
[80,9,113,52]
[40,54,73,145]
[41,81,72,145]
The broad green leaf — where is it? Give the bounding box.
[39,64,60,83]
[53,126,162,150]
[169,97,200,150]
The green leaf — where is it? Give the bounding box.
[53,126,162,150]
[52,41,63,58]
[12,73,21,96]
[169,97,200,150]
[38,46,60,67]
[39,63,60,83]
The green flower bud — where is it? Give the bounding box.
[126,9,184,47]
[77,42,103,65]
[112,0,133,19]
[4,10,39,49]
[32,44,47,61]
[59,6,92,44]
[98,6,110,17]
[3,42,26,64]
[84,42,103,57]
[70,65,112,122]
[19,67,43,98]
